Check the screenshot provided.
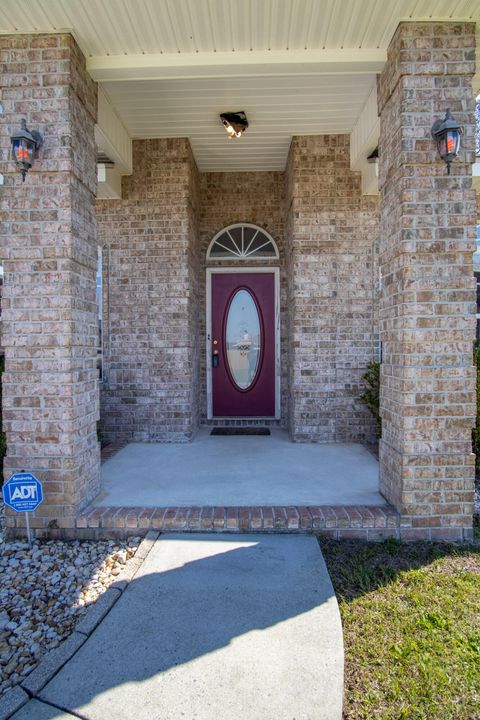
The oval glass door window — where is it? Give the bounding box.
[226,289,261,390]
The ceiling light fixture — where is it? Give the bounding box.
[220,111,248,139]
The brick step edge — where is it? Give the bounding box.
[75,504,400,540]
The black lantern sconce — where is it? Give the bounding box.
[220,111,248,139]
[431,108,463,175]
[10,119,43,181]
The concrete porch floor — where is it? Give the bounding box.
[96,428,383,507]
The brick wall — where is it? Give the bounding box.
[198,171,287,425]
[377,22,477,540]
[286,135,379,443]
[97,139,200,442]
[98,144,379,443]
[0,33,100,531]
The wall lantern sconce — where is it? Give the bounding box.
[220,111,248,139]
[431,108,463,175]
[10,119,43,181]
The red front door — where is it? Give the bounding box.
[211,272,276,417]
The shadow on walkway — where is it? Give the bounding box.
[13,534,343,720]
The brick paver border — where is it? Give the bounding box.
[73,504,400,540]
[6,501,471,541]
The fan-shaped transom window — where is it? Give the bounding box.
[207,224,279,261]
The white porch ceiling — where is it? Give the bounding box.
[101,74,376,171]
[1,0,479,172]
[1,0,479,56]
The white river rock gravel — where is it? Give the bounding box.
[0,514,139,699]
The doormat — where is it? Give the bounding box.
[210,427,271,436]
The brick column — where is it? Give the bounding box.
[96,139,200,442]
[285,135,379,443]
[0,34,100,534]
[377,22,477,540]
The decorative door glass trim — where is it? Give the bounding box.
[225,288,262,390]
[207,223,279,261]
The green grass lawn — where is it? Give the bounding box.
[320,538,480,720]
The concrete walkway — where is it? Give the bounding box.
[11,535,343,720]
[97,427,382,506]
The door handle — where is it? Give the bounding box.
[212,340,219,368]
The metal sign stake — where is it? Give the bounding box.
[25,511,31,548]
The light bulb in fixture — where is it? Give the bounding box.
[220,111,248,139]
[431,108,463,175]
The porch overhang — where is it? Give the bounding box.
[1,0,479,184]
[1,13,478,542]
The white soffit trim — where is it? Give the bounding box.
[474,29,480,94]
[97,164,123,200]
[473,162,480,194]
[95,86,133,175]
[350,82,379,171]
[350,81,380,195]
[87,48,387,82]
[360,161,379,196]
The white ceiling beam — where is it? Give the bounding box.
[87,48,386,82]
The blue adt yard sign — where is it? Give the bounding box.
[2,472,43,513]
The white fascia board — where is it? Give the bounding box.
[97,164,123,199]
[474,29,480,95]
[360,160,379,196]
[350,81,380,171]
[473,71,480,96]
[473,161,480,193]
[87,48,386,82]
[95,86,132,175]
